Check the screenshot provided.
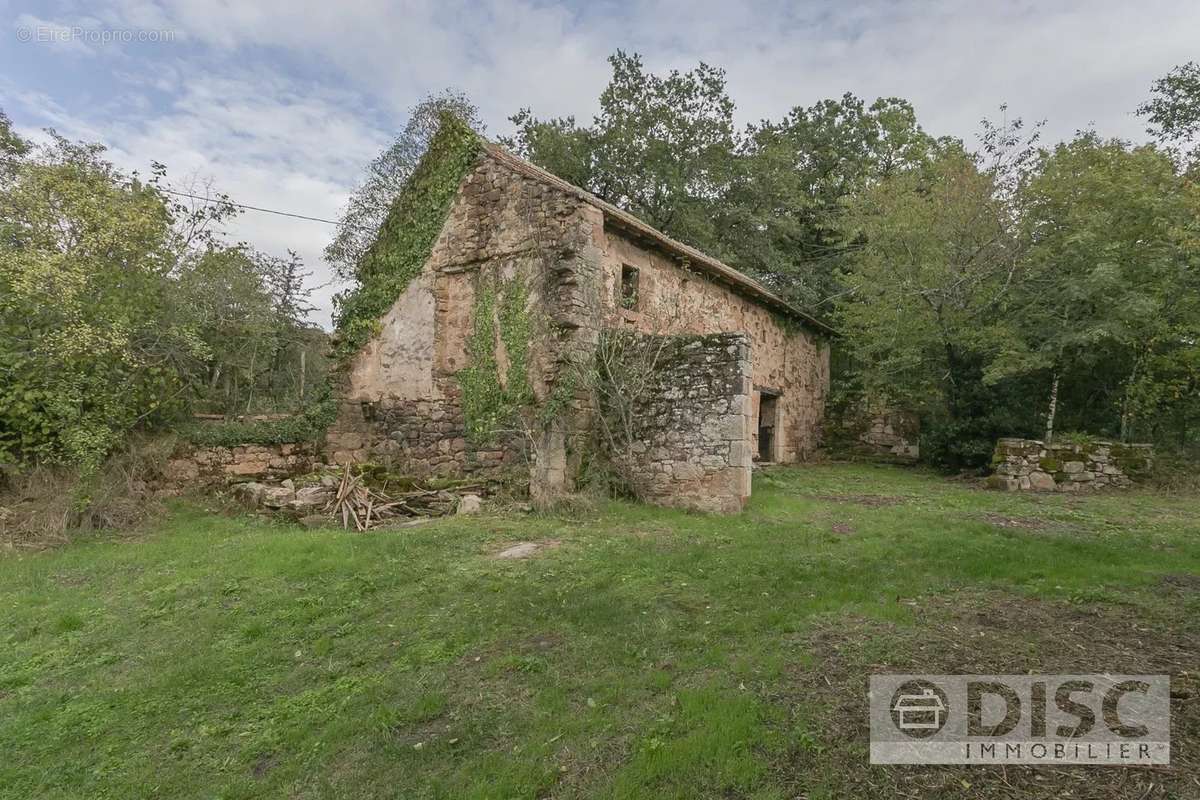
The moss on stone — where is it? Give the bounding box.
[1039,457,1060,472]
[1111,444,1152,475]
[332,114,483,366]
[985,474,1011,490]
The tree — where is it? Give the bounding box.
[176,246,323,415]
[834,120,1039,467]
[506,65,942,314]
[504,51,739,252]
[1138,61,1200,167]
[0,114,327,468]
[720,95,937,309]
[1008,134,1200,442]
[0,131,202,468]
[325,89,483,282]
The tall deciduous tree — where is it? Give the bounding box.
[833,116,1041,466]
[504,51,739,252]
[1138,61,1200,167]
[1008,134,1200,442]
[720,95,937,309]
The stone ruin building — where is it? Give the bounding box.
[324,118,834,513]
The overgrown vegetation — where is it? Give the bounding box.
[0,435,173,548]
[330,113,482,366]
[1,465,1196,796]
[179,388,338,449]
[457,275,535,445]
[0,112,328,473]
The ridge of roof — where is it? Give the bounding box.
[479,141,837,336]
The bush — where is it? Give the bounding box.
[180,390,337,449]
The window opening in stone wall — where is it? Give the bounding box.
[620,264,640,311]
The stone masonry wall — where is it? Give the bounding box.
[988,437,1154,492]
[617,332,753,514]
[598,226,829,463]
[328,143,829,510]
[824,399,920,462]
[163,441,322,485]
[325,394,519,477]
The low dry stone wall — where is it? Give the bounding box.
[163,442,322,485]
[617,332,752,513]
[988,438,1154,492]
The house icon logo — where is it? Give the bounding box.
[890,680,949,737]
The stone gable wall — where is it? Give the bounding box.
[617,332,753,513]
[988,437,1154,492]
[327,150,602,489]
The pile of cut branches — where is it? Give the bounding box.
[327,470,483,531]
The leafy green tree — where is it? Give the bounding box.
[721,95,937,309]
[1006,134,1200,442]
[506,62,940,314]
[504,51,739,251]
[176,246,324,415]
[1138,61,1200,167]
[0,115,328,468]
[834,123,1039,466]
[0,131,202,468]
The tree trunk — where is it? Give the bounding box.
[1119,352,1145,444]
[1044,371,1059,445]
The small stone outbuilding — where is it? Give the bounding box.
[325,118,833,512]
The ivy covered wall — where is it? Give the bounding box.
[323,128,602,487]
[331,114,483,366]
[457,274,535,444]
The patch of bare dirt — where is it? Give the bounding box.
[831,522,855,535]
[1158,573,1200,596]
[983,513,1050,531]
[772,592,1200,799]
[520,632,563,653]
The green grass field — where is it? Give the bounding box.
[2,464,1198,799]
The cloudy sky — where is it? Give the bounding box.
[3,0,1197,325]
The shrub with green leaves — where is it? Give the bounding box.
[180,390,337,449]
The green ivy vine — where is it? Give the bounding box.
[332,113,483,366]
[458,275,535,444]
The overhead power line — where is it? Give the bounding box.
[156,186,340,225]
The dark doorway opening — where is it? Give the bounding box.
[757,391,779,462]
